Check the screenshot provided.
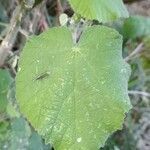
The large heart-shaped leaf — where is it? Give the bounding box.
[68,0,129,22]
[16,26,131,150]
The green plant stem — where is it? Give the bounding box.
[128,90,150,98]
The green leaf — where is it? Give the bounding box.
[0,121,10,148]
[28,132,51,150]
[33,0,43,8]
[68,0,129,22]
[122,16,150,39]
[9,118,31,150]
[6,102,20,118]
[0,69,12,113]
[16,26,131,150]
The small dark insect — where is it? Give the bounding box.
[34,71,50,81]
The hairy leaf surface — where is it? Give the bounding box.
[68,0,129,22]
[16,26,131,150]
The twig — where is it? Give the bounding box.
[19,28,30,38]
[0,0,34,67]
[0,22,8,27]
[128,90,150,98]
[56,0,63,25]
[124,43,144,62]
[57,0,63,15]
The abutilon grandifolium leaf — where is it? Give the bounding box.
[16,26,131,150]
[68,0,129,22]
